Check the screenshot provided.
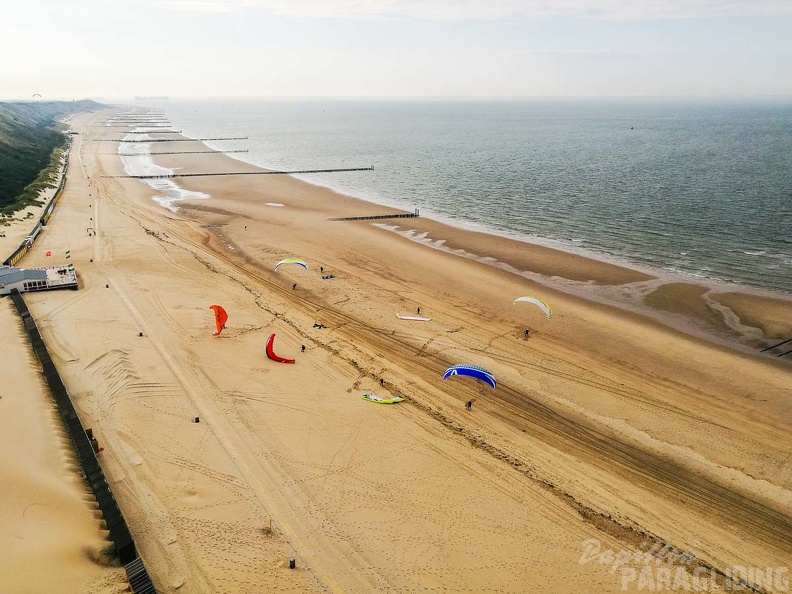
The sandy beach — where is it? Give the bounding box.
[0,299,128,592]
[3,108,791,593]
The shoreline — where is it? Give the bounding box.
[136,130,792,352]
[201,142,792,299]
[7,107,788,592]
[113,105,792,299]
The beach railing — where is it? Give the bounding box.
[113,150,250,156]
[94,137,248,143]
[125,557,158,594]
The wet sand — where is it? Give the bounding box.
[3,108,791,593]
[0,298,127,593]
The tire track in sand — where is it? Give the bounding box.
[93,160,791,578]
[105,274,384,594]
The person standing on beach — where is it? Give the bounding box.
[417,307,421,314]
[466,400,473,411]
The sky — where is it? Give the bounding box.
[2,0,792,99]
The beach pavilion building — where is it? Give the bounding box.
[0,265,78,296]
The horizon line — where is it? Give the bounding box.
[4,94,792,103]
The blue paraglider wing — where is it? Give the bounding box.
[442,364,496,389]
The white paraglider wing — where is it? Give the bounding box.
[513,296,552,319]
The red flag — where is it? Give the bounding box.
[46,251,51,257]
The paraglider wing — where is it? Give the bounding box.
[209,305,228,336]
[265,333,295,364]
[274,258,308,271]
[513,296,552,319]
[442,364,496,389]
[395,312,431,322]
[362,393,404,404]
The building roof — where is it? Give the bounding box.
[0,266,48,285]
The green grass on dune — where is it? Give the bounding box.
[0,100,103,216]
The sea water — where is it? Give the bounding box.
[123,98,792,295]
[117,129,210,211]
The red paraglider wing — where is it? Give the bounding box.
[209,305,228,336]
[265,333,295,364]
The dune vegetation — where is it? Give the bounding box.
[0,100,101,216]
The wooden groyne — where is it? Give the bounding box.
[111,150,250,156]
[104,166,374,179]
[103,121,170,125]
[121,130,183,134]
[3,141,159,593]
[760,337,792,357]
[329,209,420,222]
[94,137,248,143]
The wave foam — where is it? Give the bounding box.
[118,134,210,212]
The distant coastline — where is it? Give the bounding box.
[134,96,169,101]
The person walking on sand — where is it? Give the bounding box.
[301,345,306,353]
[524,328,530,339]
[466,400,473,411]
[292,283,297,290]
[417,307,421,314]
